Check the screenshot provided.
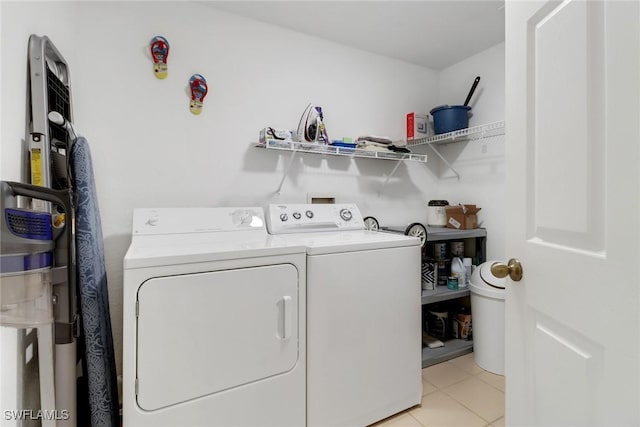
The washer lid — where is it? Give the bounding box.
[470,260,507,290]
[272,230,420,255]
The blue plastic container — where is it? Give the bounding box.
[430,105,472,135]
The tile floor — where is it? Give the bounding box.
[372,353,505,427]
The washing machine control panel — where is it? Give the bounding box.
[267,203,364,234]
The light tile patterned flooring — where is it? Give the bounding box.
[372,353,505,427]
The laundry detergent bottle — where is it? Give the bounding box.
[451,257,466,288]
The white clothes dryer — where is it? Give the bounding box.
[122,207,306,427]
[267,204,422,427]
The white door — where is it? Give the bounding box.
[505,1,640,425]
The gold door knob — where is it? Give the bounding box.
[491,259,523,282]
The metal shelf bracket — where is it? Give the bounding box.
[426,144,460,179]
[378,160,403,195]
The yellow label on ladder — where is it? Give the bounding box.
[30,148,43,186]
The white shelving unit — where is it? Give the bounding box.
[407,120,505,179]
[255,140,427,193]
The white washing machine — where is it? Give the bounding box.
[122,207,307,427]
[267,204,422,427]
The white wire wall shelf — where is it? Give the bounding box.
[405,120,505,179]
[256,140,428,162]
[407,120,505,147]
[255,140,427,194]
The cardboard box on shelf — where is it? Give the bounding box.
[446,204,481,230]
[406,112,429,141]
[452,313,472,340]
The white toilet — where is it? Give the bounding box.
[470,261,506,375]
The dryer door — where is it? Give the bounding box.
[136,264,299,411]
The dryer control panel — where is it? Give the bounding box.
[267,203,364,234]
[131,207,266,235]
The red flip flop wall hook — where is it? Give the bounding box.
[150,36,169,79]
[189,74,208,115]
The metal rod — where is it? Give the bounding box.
[37,325,56,427]
[379,160,403,194]
[426,144,460,179]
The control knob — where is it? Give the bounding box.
[339,208,353,222]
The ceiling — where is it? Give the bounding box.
[204,1,505,70]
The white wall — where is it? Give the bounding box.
[434,42,506,261]
[1,1,445,376]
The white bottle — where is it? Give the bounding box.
[451,257,466,288]
[463,257,473,285]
